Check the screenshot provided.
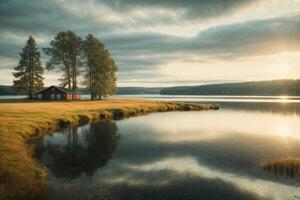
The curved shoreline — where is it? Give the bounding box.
[0,99,219,200]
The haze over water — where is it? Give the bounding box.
[36,96,300,200]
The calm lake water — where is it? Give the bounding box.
[34,96,300,200]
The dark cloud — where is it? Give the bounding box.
[0,43,20,59]
[103,13,300,62]
[0,0,288,58]
[0,0,299,85]
[100,0,259,19]
[192,13,300,57]
[0,0,69,34]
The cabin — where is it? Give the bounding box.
[33,86,81,100]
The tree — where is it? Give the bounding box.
[43,121,119,178]
[43,31,82,96]
[82,34,117,100]
[12,36,44,99]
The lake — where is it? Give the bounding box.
[2,94,300,103]
[35,96,300,200]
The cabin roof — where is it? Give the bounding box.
[35,85,80,94]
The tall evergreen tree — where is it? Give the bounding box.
[82,34,117,100]
[43,31,82,95]
[12,36,44,99]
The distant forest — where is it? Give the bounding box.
[160,79,300,96]
[0,86,163,95]
[116,87,163,94]
[0,85,15,95]
[2,79,300,96]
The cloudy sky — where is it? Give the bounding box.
[1,0,300,87]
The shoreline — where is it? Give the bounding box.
[0,99,218,200]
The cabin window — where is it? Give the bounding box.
[56,94,61,100]
[52,87,54,91]
[50,94,55,99]
[38,94,42,99]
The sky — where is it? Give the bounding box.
[1,0,300,87]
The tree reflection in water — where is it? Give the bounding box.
[42,121,120,179]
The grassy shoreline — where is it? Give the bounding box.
[0,99,218,200]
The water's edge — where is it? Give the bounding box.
[6,101,219,200]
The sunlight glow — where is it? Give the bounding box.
[277,124,291,139]
[279,96,289,104]
[122,111,300,143]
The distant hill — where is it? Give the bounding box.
[117,87,163,94]
[160,79,300,96]
[3,79,300,96]
[0,85,16,95]
[0,85,163,95]
[74,87,163,95]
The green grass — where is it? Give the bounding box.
[0,99,218,200]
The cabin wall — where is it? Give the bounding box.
[75,94,81,99]
[34,87,67,100]
[33,86,81,100]
[66,94,73,100]
[66,93,81,100]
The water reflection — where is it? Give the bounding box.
[219,102,300,116]
[39,121,120,178]
[37,100,300,200]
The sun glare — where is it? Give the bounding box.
[277,124,291,139]
[279,96,289,104]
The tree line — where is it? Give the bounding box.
[160,79,300,96]
[12,31,117,100]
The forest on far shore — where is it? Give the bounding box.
[2,79,300,96]
[160,79,300,96]
[0,85,163,95]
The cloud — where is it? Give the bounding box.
[192,13,300,57]
[1,0,300,86]
[100,0,260,19]
[1,0,295,62]
[103,13,300,62]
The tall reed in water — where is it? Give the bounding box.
[261,157,300,178]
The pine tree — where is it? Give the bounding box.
[82,34,117,100]
[12,36,44,99]
[43,31,82,96]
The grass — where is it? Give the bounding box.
[0,99,218,200]
[261,157,300,178]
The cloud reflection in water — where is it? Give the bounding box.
[37,102,300,200]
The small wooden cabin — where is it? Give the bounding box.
[33,86,81,100]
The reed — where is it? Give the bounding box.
[261,157,300,178]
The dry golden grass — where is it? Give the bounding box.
[0,99,218,200]
[261,157,300,178]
